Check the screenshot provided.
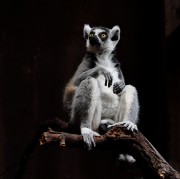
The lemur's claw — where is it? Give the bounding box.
[108,121,138,131]
[81,127,100,150]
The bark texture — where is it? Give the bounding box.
[40,119,180,179]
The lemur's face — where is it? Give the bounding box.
[83,24,120,54]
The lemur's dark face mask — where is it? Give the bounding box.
[89,32,101,47]
[89,31,108,47]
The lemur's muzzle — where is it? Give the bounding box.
[89,36,100,47]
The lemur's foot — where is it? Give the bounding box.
[108,121,138,131]
[81,127,100,150]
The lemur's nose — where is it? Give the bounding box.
[89,35,100,46]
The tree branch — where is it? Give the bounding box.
[40,119,180,179]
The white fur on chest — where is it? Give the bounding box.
[96,56,120,119]
[96,56,119,90]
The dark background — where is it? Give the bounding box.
[0,0,180,178]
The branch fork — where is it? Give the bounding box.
[40,120,180,179]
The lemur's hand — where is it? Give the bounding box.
[81,127,100,150]
[100,70,113,87]
[113,81,125,94]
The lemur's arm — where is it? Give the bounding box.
[112,57,125,81]
[73,60,113,87]
[118,66,125,82]
[113,60,126,94]
[73,67,99,86]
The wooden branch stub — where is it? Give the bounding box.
[40,128,106,148]
[40,121,180,179]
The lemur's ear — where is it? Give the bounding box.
[110,25,121,41]
[83,24,91,39]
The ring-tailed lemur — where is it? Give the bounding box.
[63,25,139,161]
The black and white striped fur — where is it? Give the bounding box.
[63,25,139,162]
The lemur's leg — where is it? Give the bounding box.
[109,85,139,163]
[109,85,139,131]
[70,77,101,149]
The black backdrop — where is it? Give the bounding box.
[0,0,178,178]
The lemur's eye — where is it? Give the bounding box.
[89,33,94,37]
[101,33,107,38]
